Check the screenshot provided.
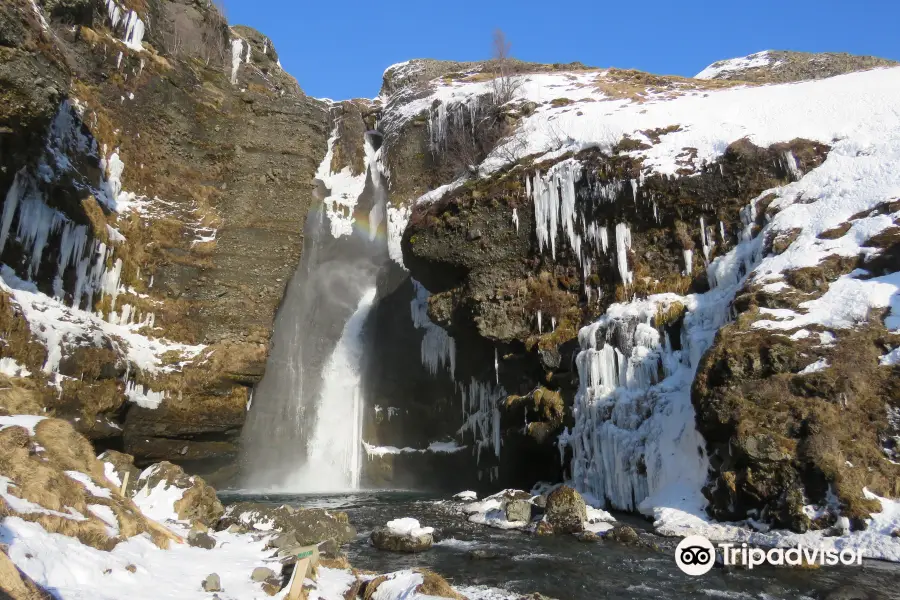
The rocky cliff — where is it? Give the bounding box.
[371,55,900,536]
[2,0,898,543]
[0,0,327,475]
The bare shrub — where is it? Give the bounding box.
[489,29,521,105]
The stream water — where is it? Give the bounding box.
[220,491,897,600]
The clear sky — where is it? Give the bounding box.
[225,0,899,100]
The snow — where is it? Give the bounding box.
[462,491,529,530]
[694,51,776,80]
[385,518,433,537]
[553,66,900,559]
[131,465,186,523]
[88,504,119,536]
[1,517,284,600]
[384,64,900,206]
[363,441,466,457]
[0,415,46,434]
[368,570,424,600]
[453,491,477,501]
[797,358,830,375]
[652,490,900,562]
[0,357,32,378]
[314,117,370,239]
[103,462,123,488]
[65,471,113,499]
[0,265,205,377]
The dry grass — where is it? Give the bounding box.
[593,68,745,103]
[415,569,466,599]
[0,419,173,550]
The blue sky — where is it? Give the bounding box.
[225,0,899,100]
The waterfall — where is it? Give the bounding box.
[239,129,388,492]
[289,288,376,491]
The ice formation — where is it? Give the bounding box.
[458,378,506,463]
[105,1,145,51]
[410,279,456,379]
[229,38,244,85]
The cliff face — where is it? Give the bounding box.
[380,57,900,532]
[0,0,327,474]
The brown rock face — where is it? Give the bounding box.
[400,133,829,491]
[0,1,328,470]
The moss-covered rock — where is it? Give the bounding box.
[545,486,587,533]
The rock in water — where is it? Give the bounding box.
[505,499,533,523]
[545,486,587,533]
[370,518,434,553]
[202,574,222,592]
[604,525,641,545]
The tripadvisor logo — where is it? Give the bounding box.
[675,535,863,576]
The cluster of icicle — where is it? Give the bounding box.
[230,36,252,85]
[561,191,765,513]
[457,378,506,465]
[428,96,484,155]
[105,0,145,51]
[527,159,640,296]
[1,102,159,381]
[1,103,127,313]
[409,279,456,378]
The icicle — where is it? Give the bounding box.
[531,159,583,262]
[719,220,726,244]
[494,348,499,384]
[615,223,633,285]
[783,150,802,180]
[630,178,639,202]
[700,216,711,262]
[511,208,519,233]
[537,310,543,333]
[230,39,244,85]
[410,279,456,380]
[683,249,694,276]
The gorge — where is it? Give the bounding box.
[0,1,899,598]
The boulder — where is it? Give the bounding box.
[545,486,587,533]
[251,567,275,583]
[505,499,533,523]
[133,462,224,527]
[219,502,356,546]
[370,518,434,553]
[187,531,216,550]
[202,573,222,592]
[604,525,641,545]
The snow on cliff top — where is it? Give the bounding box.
[381,61,900,194]
[694,50,779,79]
